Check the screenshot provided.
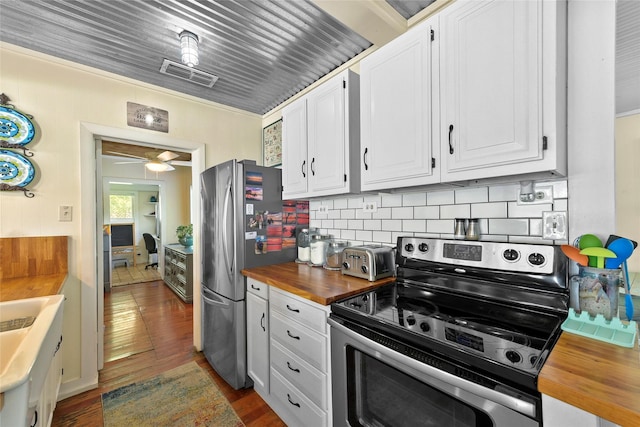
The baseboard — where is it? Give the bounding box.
[58,374,99,401]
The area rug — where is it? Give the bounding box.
[102,362,245,427]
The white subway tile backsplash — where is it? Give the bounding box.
[427,219,455,234]
[440,204,470,219]
[414,206,440,219]
[553,199,568,211]
[489,184,519,202]
[382,219,403,231]
[381,193,403,207]
[489,218,529,235]
[403,192,427,206]
[372,230,392,244]
[508,202,553,218]
[455,187,488,204]
[363,219,382,230]
[334,219,348,229]
[356,230,373,241]
[321,219,334,229]
[403,220,427,233]
[303,179,568,246]
[348,219,364,230]
[341,229,356,240]
[348,197,364,209]
[333,198,348,209]
[427,190,454,206]
[372,207,392,219]
[341,209,356,219]
[471,202,507,218]
[392,207,414,219]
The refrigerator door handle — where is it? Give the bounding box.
[202,288,229,307]
[222,176,234,277]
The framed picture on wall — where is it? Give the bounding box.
[262,119,282,167]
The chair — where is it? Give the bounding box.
[143,233,158,269]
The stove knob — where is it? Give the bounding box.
[405,243,414,252]
[406,316,416,326]
[528,253,546,266]
[342,262,350,270]
[418,243,429,252]
[529,355,538,366]
[361,265,369,274]
[420,322,430,333]
[503,249,520,261]
[505,350,522,364]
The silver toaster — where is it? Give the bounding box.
[341,245,395,281]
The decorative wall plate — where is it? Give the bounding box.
[0,149,35,187]
[0,105,36,146]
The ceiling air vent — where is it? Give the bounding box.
[159,59,218,88]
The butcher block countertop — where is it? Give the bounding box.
[0,274,67,302]
[539,330,640,426]
[241,261,395,306]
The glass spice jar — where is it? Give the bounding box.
[324,240,349,270]
[309,234,332,267]
[296,227,317,263]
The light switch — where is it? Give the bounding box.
[59,205,72,222]
[542,211,567,240]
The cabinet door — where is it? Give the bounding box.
[307,74,347,195]
[282,97,308,198]
[361,18,439,191]
[440,0,542,180]
[247,292,269,392]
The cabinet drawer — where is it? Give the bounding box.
[271,311,327,371]
[271,340,328,410]
[247,278,269,299]
[270,287,327,334]
[271,368,326,427]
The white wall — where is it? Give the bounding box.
[615,113,640,272]
[0,42,262,397]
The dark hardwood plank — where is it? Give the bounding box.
[52,281,285,427]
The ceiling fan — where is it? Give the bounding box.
[107,150,190,172]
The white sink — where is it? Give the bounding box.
[0,295,64,393]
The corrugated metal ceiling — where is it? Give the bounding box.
[0,0,374,115]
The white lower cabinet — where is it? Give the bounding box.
[246,278,269,396]
[246,281,332,426]
[542,395,620,427]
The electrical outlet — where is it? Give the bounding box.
[363,201,378,212]
[542,211,567,240]
[318,205,329,213]
[59,205,72,222]
[517,186,553,205]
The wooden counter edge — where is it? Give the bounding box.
[539,332,640,427]
[0,273,67,302]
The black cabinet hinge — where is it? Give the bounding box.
[542,136,548,150]
[344,174,347,182]
[432,157,436,168]
[281,185,284,192]
[343,79,346,89]
[431,29,435,41]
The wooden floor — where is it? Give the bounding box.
[52,281,286,427]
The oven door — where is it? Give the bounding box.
[329,318,539,427]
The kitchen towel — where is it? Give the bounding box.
[102,361,245,426]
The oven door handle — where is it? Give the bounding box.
[328,318,537,419]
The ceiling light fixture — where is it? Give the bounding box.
[179,30,199,67]
[145,159,174,172]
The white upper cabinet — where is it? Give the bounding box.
[281,69,360,199]
[439,0,566,182]
[282,97,308,196]
[360,16,440,192]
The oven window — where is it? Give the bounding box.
[347,347,493,427]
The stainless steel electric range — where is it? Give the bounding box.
[329,237,569,427]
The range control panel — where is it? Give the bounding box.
[399,237,557,274]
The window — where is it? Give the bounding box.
[110,194,135,222]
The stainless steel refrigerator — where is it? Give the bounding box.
[200,159,299,389]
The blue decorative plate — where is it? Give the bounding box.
[0,149,35,187]
[0,105,35,146]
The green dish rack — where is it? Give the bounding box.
[561,308,637,348]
